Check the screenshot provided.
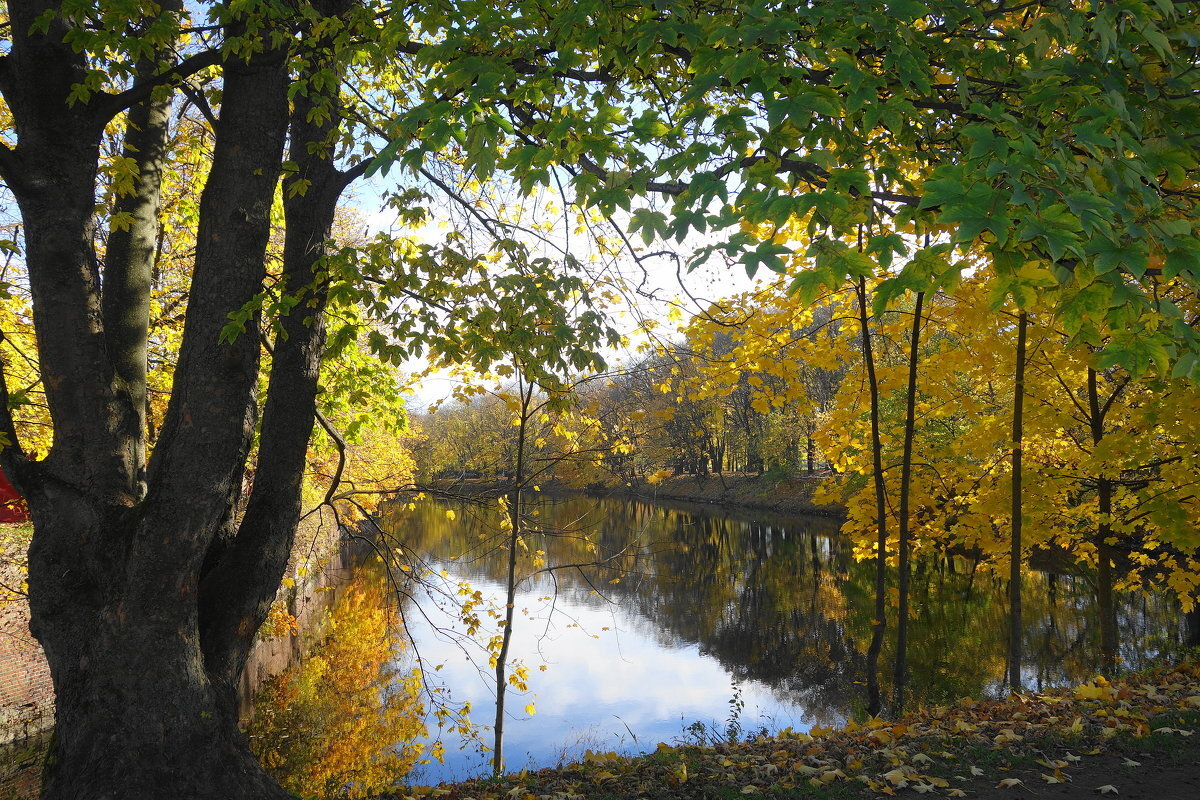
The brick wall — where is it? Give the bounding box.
[0,599,53,745]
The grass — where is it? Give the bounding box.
[1113,710,1200,762]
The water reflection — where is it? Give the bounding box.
[248,567,430,798]
[267,495,1191,785]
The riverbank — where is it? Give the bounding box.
[601,472,845,518]
[383,660,1200,800]
[433,471,846,519]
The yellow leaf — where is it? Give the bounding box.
[524,703,536,716]
[997,777,1024,788]
[444,509,456,521]
[1076,683,1116,700]
[1096,785,1119,795]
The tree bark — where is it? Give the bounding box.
[1008,310,1028,691]
[1087,367,1120,674]
[495,377,533,776]
[199,41,350,709]
[856,276,888,717]
[2,9,299,794]
[102,5,182,497]
[892,291,923,713]
[0,0,136,497]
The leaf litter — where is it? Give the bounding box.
[379,660,1200,799]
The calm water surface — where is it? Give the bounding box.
[255,494,1195,788]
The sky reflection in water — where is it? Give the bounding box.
[395,562,806,782]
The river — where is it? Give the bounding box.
[250,494,1195,790]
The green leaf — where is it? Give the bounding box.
[740,240,792,278]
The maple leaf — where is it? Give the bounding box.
[1077,683,1118,700]
[947,790,967,798]
[1120,758,1141,767]
[996,777,1025,788]
[1096,785,1119,795]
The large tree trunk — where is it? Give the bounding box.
[34,47,293,797]
[29,501,288,794]
[0,3,312,792]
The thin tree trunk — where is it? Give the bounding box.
[1087,367,1119,674]
[1186,607,1200,648]
[1008,310,1028,691]
[857,276,888,717]
[494,376,533,777]
[102,8,181,497]
[893,290,924,713]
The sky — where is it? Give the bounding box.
[349,173,759,408]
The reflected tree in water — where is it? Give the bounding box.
[248,571,429,798]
